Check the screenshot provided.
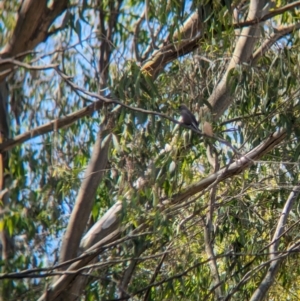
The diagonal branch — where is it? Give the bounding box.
[142,1,300,80]
[249,184,300,301]
[233,1,300,29]
[37,128,286,300]
[252,22,300,64]
[0,0,68,80]
[0,59,58,78]
[170,129,286,204]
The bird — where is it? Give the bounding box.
[178,104,200,132]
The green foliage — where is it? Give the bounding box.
[2,0,300,300]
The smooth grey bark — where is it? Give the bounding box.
[80,201,123,251]
[38,229,121,301]
[249,185,300,301]
[54,202,122,301]
[55,1,123,299]
[171,130,286,204]
[57,0,122,262]
[206,0,270,120]
[58,128,112,263]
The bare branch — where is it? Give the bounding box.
[169,129,286,204]
[0,0,68,81]
[0,58,58,69]
[203,161,223,299]
[233,1,300,29]
[249,185,300,301]
[145,0,158,50]
[133,10,146,62]
[0,59,58,78]
[0,68,240,155]
[252,22,300,64]
[143,245,170,301]
[141,1,300,80]
[0,232,154,280]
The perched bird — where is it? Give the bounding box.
[178,104,200,132]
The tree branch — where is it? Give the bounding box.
[168,129,286,204]
[249,185,300,301]
[233,1,300,29]
[252,22,300,64]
